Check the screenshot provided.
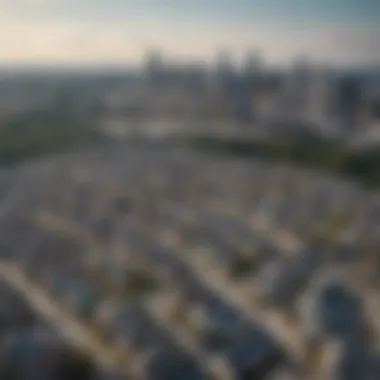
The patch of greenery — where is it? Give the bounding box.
[123,271,158,298]
[0,110,102,165]
[177,133,380,188]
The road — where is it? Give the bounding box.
[0,262,142,380]
[33,210,306,363]
[33,210,234,380]
[30,206,378,380]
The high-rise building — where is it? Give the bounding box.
[240,50,264,122]
[215,49,234,84]
[293,56,312,105]
[371,97,380,121]
[336,74,363,133]
[243,50,263,81]
[307,65,334,121]
[144,49,164,83]
[280,56,314,121]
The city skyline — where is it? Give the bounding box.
[0,0,379,68]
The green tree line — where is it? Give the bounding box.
[0,111,102,164]
[180,133,380,188]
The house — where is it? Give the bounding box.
[147,347,207,380]
[224,326,286,380]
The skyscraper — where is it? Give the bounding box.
[284,56,313,118]
[215,49,235,85]
[243,50,263,82]
[307,65,334,122]
[144,49,164,84]
[336,74,363,133]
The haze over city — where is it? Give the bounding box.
[0,2,380,380]
[1,0,379,68]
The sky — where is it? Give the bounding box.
[0,0,379,67]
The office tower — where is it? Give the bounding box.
[280,56,313,120]
[243,50,263,82]
[242,50,265,122]
[212,50,234,119]
[144,49,164,84]
[307,65,334,123]
[371,97,380,121]
[361,77,380,126]
[292,56,313,113]
[336,74,363,133]
[215,49,235,85]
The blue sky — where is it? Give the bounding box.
[1,0,379,66]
